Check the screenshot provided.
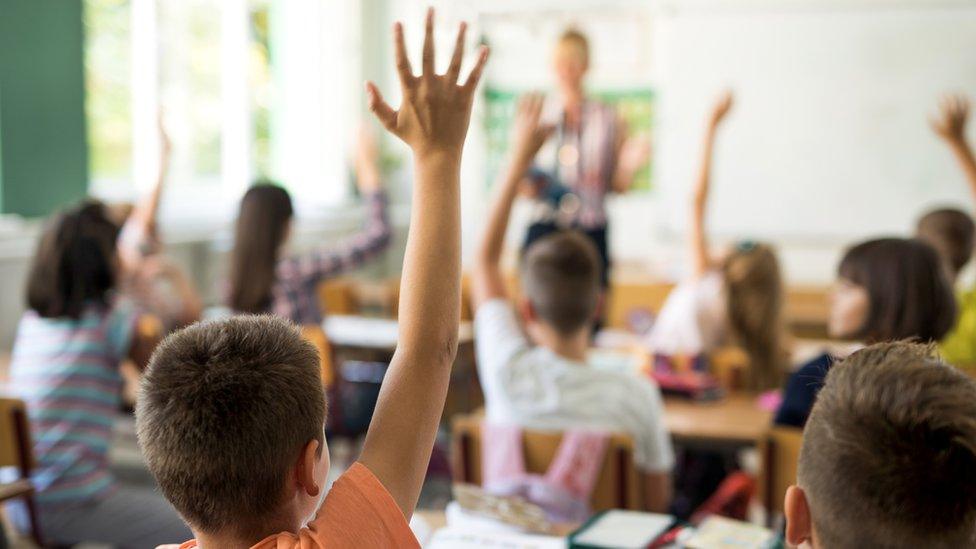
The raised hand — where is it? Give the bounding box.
[511,93,555,162]
[708,90,734,130]
[158,109,172,162]
[366,8,489,158]
[931,94,970,144]
[354,125,382,194]
[618,133,651,178]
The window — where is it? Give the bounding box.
[83,0,360,216]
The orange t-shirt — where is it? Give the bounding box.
[176,463,419,548]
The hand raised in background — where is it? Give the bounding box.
[511,93,555,163]
[618,133,652,178]
[365,8,489,159]
[354,125,383,194]
[931,94,970,144]
[707,90,735,130]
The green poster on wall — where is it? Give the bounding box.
[483,86,654,192]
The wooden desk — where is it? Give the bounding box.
[664,394,773,446]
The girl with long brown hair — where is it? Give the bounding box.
[227,130,391,324]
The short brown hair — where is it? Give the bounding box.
[799,341,976,548]
[838,238,956,343]
[26,200,121,319]
[520,231,601,336]
[136,315,324,536]
[916,208,975,275]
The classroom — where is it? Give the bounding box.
[2,0,976,547]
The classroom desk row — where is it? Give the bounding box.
[322,315,775,447]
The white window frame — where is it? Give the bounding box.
[90,0,361,225]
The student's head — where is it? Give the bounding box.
[916,207,975,280]
[26,200,121,319]
[229,183,294,314]
[785,341,976,548]
[722,242,786,391]
[830,238,955,342]
[136,315,328,539]
[552,29,589,95]
[518,231,601,340]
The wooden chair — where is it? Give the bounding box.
[757,426,804,526]
[709,346,750,391]
[301,325,336,388]
[451,414,642,512]
[0,397,44,546]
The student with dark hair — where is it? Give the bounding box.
[227,128,391,324]
[785,341,976,548]
[774,237,956,427]
[137,12,488,545]
[7,200,190,546]
[471,95,673,512]
[923,94,976,366]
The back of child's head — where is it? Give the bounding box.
[229,183,294,314]
[136,315,324,537]
[916,207,975,276]
[722,242,786,391]
[798,341,976,548]
[838,237,956,342]
[26,200,121,319]
[519,231,600,336]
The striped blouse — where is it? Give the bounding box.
[270,190,392,325]
[9,299,137,507]
[537,100,621,229]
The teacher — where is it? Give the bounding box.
[523,28,648,289]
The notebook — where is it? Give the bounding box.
[568,510,674,548]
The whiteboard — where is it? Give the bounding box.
[652,2,976,242]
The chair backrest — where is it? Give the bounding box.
[301,325,336,388]
[451,414,642,511]
[758,426,804,518]
[319,279,358,316]
[0,397,35,475]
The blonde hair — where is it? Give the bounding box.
[722,243,787,391]
[555,28,589,66]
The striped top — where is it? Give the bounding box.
[9,299,138,507]
[537,100,621,229]
[270,190,391,325]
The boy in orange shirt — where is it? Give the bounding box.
[135,9,488,547]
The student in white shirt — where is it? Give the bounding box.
[471,94,674,512]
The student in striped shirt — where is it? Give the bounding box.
[7,201,190,547]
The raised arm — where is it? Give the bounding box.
[359,8,488,517]
[130,114,171,241]
[274,126,392,285]
[931,95,976,203]
[611,118,650,194]
[689,91,734,277]
[471,94,554,310]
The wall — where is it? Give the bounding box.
[410,0,976,287]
